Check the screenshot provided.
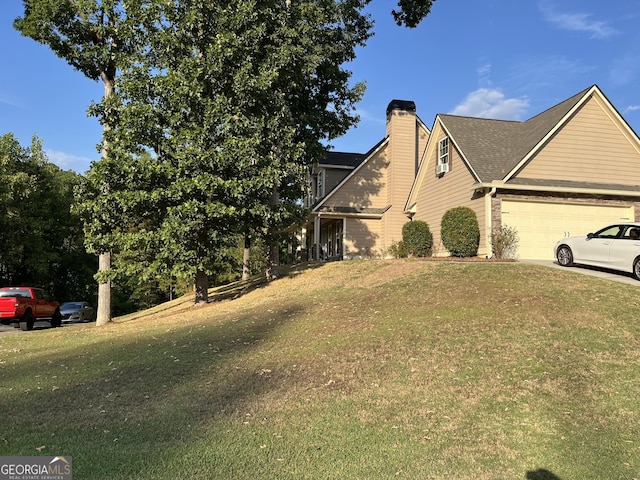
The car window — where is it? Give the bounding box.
[33,289,49,300]
[622,227,640,240]
[594,225,623,238]
[0,289,30,298]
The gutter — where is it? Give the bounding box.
[472,181,640,197]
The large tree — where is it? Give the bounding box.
[89,0,372,303]
[14,0,148,325]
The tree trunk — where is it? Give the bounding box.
[95,252,111,326]
[95,71,115,326]
[266,243,280,281]
[266,187,280,281]
[242,234,251,281]
[195,269,209,304]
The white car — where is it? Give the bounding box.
[555,223,640,279]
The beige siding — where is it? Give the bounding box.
[321,148,390,210]
[418,125,430,166]
[518,95,640,184]
[382,110,421,250]
[413,127,488,256]
[343,217,383,258]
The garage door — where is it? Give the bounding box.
[501,200,634,260]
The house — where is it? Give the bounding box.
[302,85,640,261]
[301,100,431,260]
[407,84,640,260]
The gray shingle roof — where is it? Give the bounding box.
[322,151,366,168]
[439,86,592,182]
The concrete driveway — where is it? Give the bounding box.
[523,259,640,286]
[0,320,58,337]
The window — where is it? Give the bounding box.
[317,169,325,198]
[594,225,623,239]
[438,137,449,166]
[436,137,450,175]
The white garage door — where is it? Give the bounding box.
[501,200,634,260]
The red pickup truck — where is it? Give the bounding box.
[0,287,62,331]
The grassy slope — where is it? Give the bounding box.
[0,260,638,479]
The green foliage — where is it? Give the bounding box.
[392,0,438,28]
[388,240,408,259]
[77,0,372,299]
[491,225,520,259]
[440,206,480,257]
[401,220,432,257]
[0,133,97,301]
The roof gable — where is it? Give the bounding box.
[313,138,389,212]
[438,86,591,182]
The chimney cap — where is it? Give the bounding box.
[386,99,416,115]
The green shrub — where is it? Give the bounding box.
[491,225,519,259]
[402,220,433,257]
[441,206,479,257]
[388,240,408,258]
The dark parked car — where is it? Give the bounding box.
[60,302,96,323]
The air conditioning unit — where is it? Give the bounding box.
[436,163,449,176]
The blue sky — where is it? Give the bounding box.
[1,0,639,174]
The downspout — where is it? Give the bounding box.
[485,186,497,258]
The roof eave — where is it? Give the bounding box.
[472,181,640,197]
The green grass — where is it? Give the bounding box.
[1,260,638,479]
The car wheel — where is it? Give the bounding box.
[633,258,640,280]
[20,311,34,331]
[51,309,62,328]
[556,245,573,267]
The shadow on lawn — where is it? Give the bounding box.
[526,468,562,479]
[0,301,307,477]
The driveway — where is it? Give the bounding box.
[523,259,639,286]
[0,320,59,337]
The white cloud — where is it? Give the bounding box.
[624,105,640,113]
[46,149,96,173]
[538,1,617,39]
[355,107,386,125]
[0,92,22,108]
[505,55,594,93]
[450,88,529,120]
[477,63,492,88]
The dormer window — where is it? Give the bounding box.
[437,137,449,175]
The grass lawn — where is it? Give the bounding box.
[0,260,638,479]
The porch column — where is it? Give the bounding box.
[314,215,321,260]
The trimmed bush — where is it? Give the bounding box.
[441,206,479,257]
[402,220,433,257]
[388,240,408,258]
[491,225,519,259]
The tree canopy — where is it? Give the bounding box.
[15,0,154,324]
[78,0,373,303]
[0,133,96,301]
[15,0,440,312]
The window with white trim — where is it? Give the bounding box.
[438,137,449,167]
[436,137,450,175]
